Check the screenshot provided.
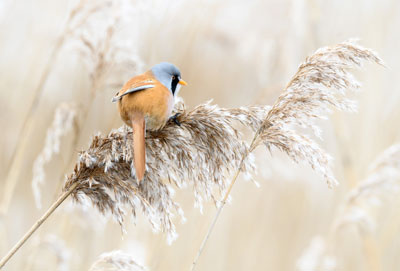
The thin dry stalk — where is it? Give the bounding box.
[0,183,78,269]
[190,136,257,271]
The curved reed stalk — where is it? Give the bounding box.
[0,183,78,269]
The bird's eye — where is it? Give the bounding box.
[172,75,176,80]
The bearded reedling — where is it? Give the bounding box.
[112,62,187,181]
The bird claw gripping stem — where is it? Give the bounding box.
[170,113,181,126]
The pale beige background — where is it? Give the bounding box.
[0,0,399,270]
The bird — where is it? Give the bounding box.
[112,62,187,182]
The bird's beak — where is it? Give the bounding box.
[179,79,188,86]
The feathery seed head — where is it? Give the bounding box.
[63,40,382,241]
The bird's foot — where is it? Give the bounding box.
[170,113,181,126]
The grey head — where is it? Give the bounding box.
[151,62,186,96]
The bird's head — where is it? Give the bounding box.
[151,62,187,96]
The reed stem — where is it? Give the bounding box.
[190,134,259,271]
[0,182,78,269]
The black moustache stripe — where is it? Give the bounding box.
[171,77,179,95]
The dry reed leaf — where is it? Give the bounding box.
[89,250,145,271]
[32,103,78,209]
[63,40,381,242]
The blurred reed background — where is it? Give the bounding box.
[0,0,399,270]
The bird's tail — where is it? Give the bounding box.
[131,112,146,182]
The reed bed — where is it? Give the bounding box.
[1,0,399,270]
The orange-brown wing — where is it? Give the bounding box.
[111,73,156,103]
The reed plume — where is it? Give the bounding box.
[298,143,400,271]
[296,236,336,271]
[257,40,384,187]
[32,103,78,209]
[63,99,263,242]
[89,250,145,271]
[190,40,383,270]
[63,41,382,242]
[337,143,400,232]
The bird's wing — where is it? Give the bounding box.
[111,79,155,103]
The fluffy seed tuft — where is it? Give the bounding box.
[63,40,382,241]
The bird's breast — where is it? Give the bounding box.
[118,84,174,131]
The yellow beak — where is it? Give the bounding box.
[179,79,188,86]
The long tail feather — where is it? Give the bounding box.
[131,112,145,182]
